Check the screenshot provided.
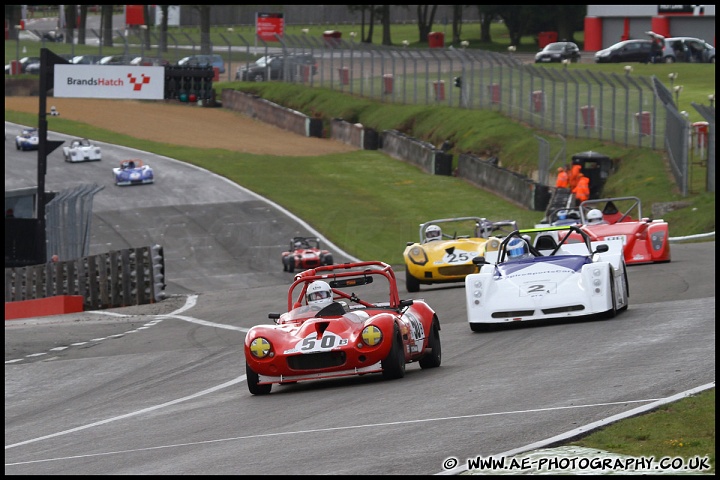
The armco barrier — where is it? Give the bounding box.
[381,130,442,175]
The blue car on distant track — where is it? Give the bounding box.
[113,159,154,186]
[15,128,39,151]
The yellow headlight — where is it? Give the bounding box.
[249,337,271,358]
[361,325,383,347]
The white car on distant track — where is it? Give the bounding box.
[15,127,39,151]
[62,138,102,162]
[465,225,628,331]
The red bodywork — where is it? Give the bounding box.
[244,261,441,395]
[568,197,671,265]
[281,236,333,272]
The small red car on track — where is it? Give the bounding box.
[281,236,333,272]
[244,261,442,395]
[570,197,671,265]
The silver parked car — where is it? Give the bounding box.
[646,31,715,63]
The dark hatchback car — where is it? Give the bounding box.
[534,42,581,63]
[236,54,318,81]
[594,40,654,63]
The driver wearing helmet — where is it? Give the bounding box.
[586,209,607,225]
[306,280,333,308]
[506,237,531,261]
[425,224,442,243]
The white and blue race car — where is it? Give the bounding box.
[465,225,628,331]
[113,159,154,186]
[15,128,39,151]
[63,138,102,162]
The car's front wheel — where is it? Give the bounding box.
[419,319,441,369]
[246,363,272,395]
[405,266,420,293]
[251,73,265,82]
[381,325,406,380]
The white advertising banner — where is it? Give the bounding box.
[53,65,165,100]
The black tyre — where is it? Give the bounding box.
[251,73,265,82]
[323,254,334,266]
[606,271,618,319]
[381,325,406,380]
[287,258,295,273]
[419,319,441,369]
[405,266,420,293]
[246,363,272,395]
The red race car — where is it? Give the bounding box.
[244,261,442,395]
[568,196,671,265]
[281,236,334,272]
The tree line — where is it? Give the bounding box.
[5,5,586,53]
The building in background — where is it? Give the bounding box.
[585,5,715,51]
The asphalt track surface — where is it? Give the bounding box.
[4,123,716,475]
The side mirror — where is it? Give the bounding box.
[269,312,281,324]
[472,256,487,266]
[594,244,609,254]
[399,299,414,309]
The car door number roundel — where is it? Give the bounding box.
[403,312,426,342]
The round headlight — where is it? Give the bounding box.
[361,325,383,347]
[249,337,271,358]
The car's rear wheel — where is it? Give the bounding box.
[381,325,406,380]
[246,363,272,395]
[419,319,441,369]
[405,266,420,293]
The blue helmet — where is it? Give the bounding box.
[507,238,529,260]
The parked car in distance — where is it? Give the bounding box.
[5,56,41,74]
[177,54,225,73]
[24,53,72,75]
[646,31,715,63]
[534,42,581,63]
[99,55,131,65]
[236,54,318,81]
[594,39,654,63]
[130,56,170,67]
[71,54,104,65]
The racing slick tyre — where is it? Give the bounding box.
[246,363,272,395]
[418,319,441,369]
[381,325,406,380]
[322,254,334,266]
[405,266,420,293]
[620,264,630,311]
[287,258,295,273]
[606,270,618,319]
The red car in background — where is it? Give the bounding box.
[282,236,334,272]
[570,197,671,265]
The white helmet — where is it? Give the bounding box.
[425,224,442,242]
[587,209,604,224]
[506,237,529,260]
[306,280,333,307]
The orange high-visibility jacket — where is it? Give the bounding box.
[572,176,590,203]
[568,164,583,190]
[555,170,569,188]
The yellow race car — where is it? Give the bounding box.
[403,217,517,292]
